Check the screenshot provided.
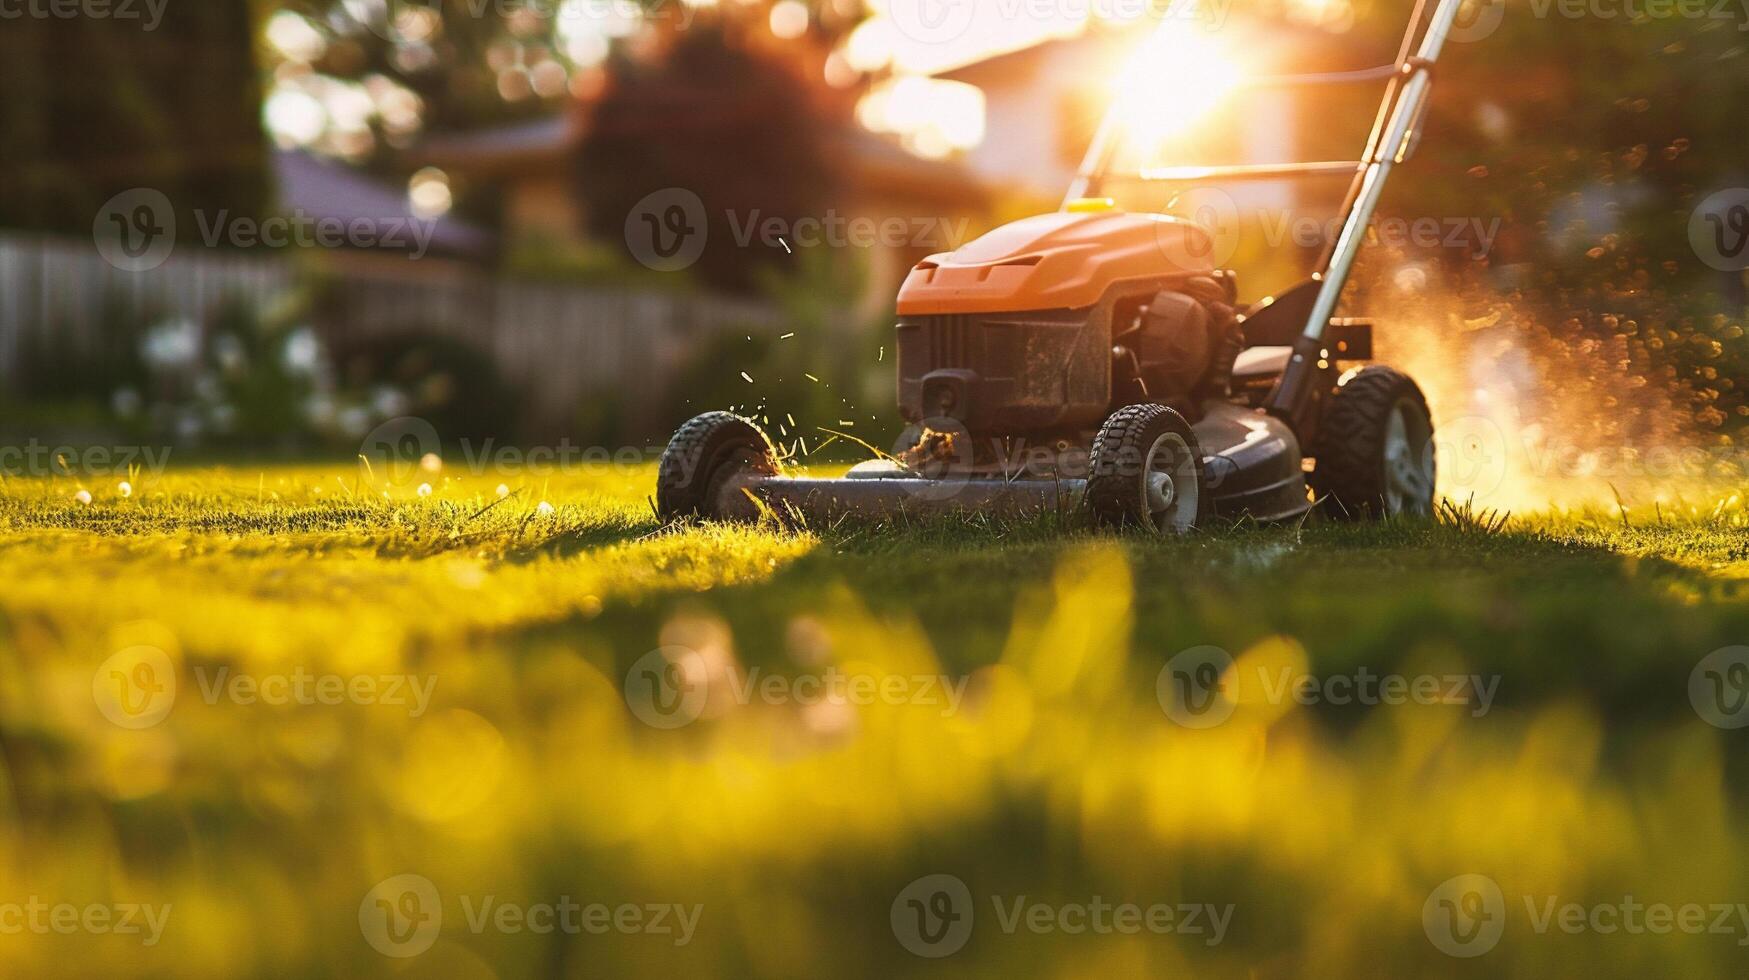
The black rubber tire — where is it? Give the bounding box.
[1085,403,1209,533]
[1309,365,1436,520]
[656,412,780,521]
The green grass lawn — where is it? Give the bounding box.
[2,463,1748,977]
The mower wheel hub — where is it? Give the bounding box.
[1147,470,1176,513]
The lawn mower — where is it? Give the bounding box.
[657,0,1463,532]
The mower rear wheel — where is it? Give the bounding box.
[1310,365,1436,520]
[656,412,780,522]
[1085,403,1209,533]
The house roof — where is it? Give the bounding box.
[935,16,1382,88]
[409,112,585,175]
[829,128,988,207]
[273,150,494,258]
[410,113,987,210]
[935,25,1144,87]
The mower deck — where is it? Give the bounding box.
[717,402,1311,525]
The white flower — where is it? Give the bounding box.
[496,484,510,498]
[337,406,371,438]
[371,385,410,419]
[416,483,433,497]
[209,403,238,433]
[73,490,92,505]
[118,481,133,498]
[282,328,322,375]
[304,393,337,427]
[112,387,142,418]
[536,501,555,516]
[140,317,200,369]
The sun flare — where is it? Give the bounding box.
[1108,22,1243,147]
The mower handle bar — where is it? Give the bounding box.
[1265,0,1466,429]
[1062,0,1470,435]
[1135,160,1364,182]
[1109,63,1432,182]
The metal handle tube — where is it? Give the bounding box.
[1063,111,1121,206]
[1292,0,1465,347]
[1263,0,1468,426]
[1135,160,1365,182]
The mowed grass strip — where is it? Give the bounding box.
[0,464,1744,976]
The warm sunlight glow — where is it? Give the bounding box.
[1108,23,1242,147]
[856,76,985,157]
[769,0,809,39]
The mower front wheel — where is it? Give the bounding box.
[1310,365,1436,519]
[1085,403,1209,534]
[656,412,780,522]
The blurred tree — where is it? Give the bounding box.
[577,23,847,294]
[0,2,269,236]
[263,0,545,151]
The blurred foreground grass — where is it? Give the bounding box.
[1,463,1748,977]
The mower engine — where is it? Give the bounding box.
[656,207,1322,531]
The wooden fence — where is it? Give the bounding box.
[0,232,782,434]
